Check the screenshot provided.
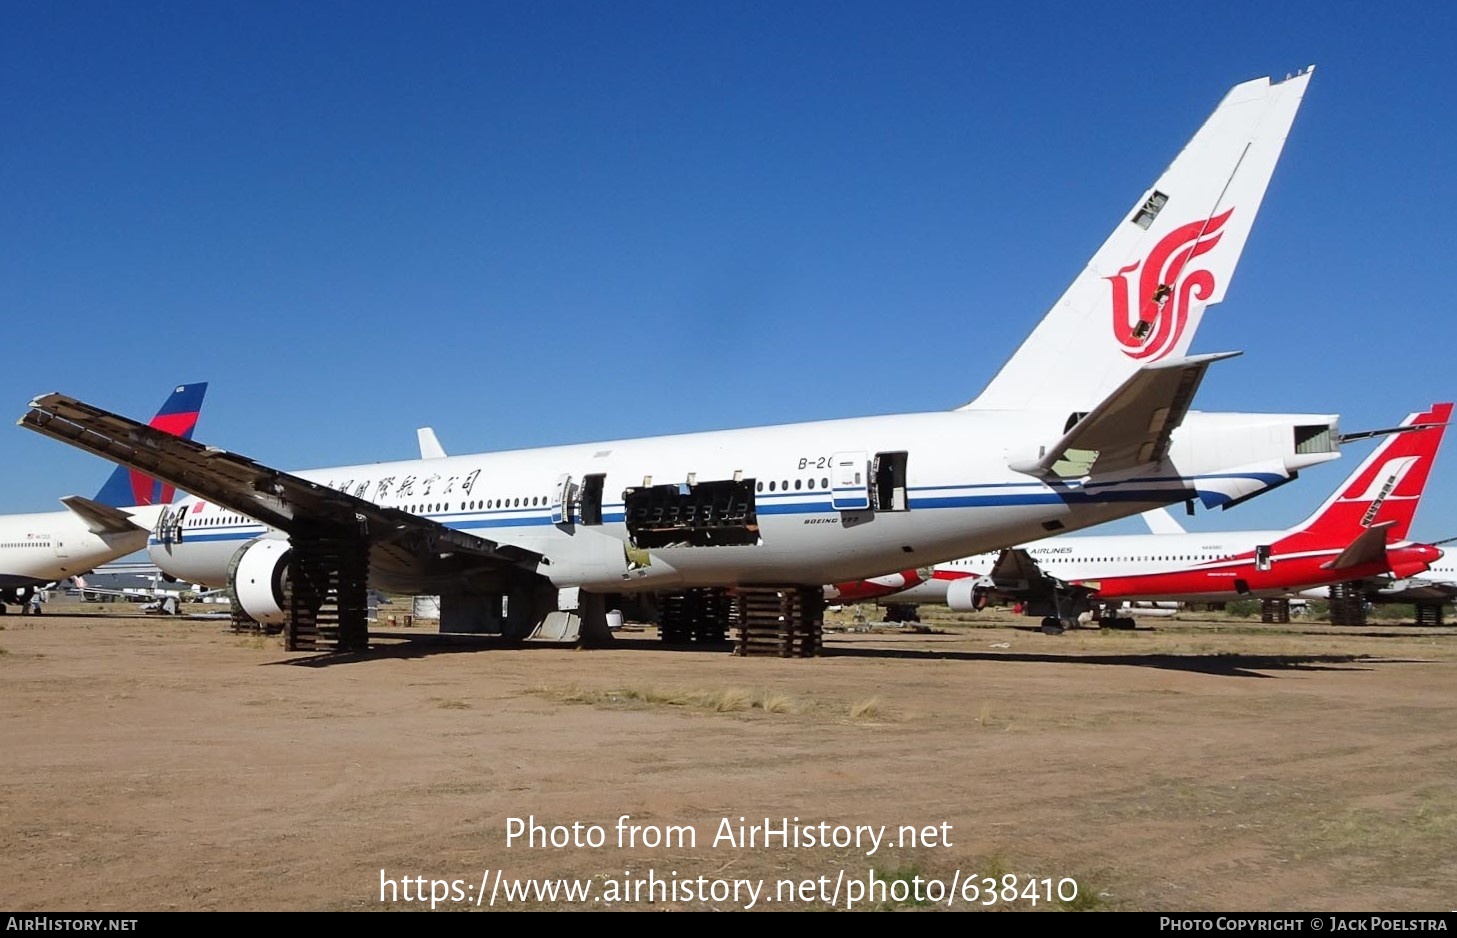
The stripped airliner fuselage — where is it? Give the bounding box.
[21,69,1329,642]
[152,408,1339,594]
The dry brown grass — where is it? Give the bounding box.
[529,683,883,720]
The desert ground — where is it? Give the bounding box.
[2,603,1454,912]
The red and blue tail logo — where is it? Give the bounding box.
[93,383,207,507]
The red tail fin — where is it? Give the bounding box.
[1294,402,1451,542]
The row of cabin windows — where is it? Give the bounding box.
[186,498,552,524]
[949,555,1234,566]
[187,475,851,524]
[2,541,50,548]
[188,513,249,526]
[1043,555,1233,563]
[756,477,831,493]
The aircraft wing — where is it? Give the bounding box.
[1010,352,1238,479]
[73,584,141,601]
[1321,521,1396,571]
[987,548,1047,587]
[59,495,146,536]
[974,547,1096,608]
[21,392,539,571]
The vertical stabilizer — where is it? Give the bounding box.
[1140,508,1188,536]
[962,68,1313,413]
[1293,402,1451,542]
[92,383,208,507]
[418,427,448,459]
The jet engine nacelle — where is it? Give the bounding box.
[229,538,291,626]
[945,576,991,612]
[3,586,36,607]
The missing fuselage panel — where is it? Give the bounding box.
[580,473,605,525]
[624,479,760,548]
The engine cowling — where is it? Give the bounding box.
[945,576,991,612]
[228,538,291,626]
[3,586,36,607]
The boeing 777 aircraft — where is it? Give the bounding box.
[20,70,1337,649]
[832,403,1450,630]
[0,383,207,613]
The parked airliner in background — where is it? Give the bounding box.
[1298,564,1457,614]
[834,403,1450,630]
[1296,539,1457,620]
[21,70,1338,647]
[0,383,206,613]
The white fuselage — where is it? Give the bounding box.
[1299,559,1457,603]
[891,528,1290,605]
[150,408,1337,594]
[0,505,161,591]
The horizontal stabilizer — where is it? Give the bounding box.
[1195,459,1296,510]
[59,495,146,535]
[1010,352,1237,478]
[1321,521,1395,571]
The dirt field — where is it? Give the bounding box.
[2,606,1455,912]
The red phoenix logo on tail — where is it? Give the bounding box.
[1107,208,1234,361]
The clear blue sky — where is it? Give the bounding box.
[3,2,1454,542]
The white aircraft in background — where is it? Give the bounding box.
[1296,564,1457,623]
[1295,536,1457,624]
[70,561,229,611]
[21,70,1337,648]
[0,383,207,613]
[833,403,1450,630]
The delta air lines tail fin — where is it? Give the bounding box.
[1294,402,1451,543]
[962,68,1313,414]
[92,383,208,507]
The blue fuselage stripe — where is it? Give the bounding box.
[148,472,1279,547]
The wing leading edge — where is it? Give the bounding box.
[21,392,538,572]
